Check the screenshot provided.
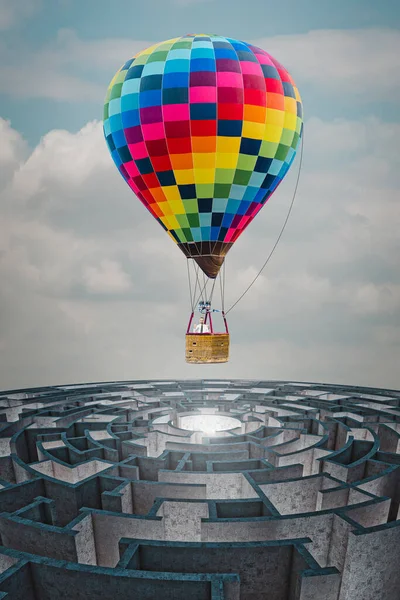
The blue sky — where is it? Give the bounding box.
[0,0,399,389]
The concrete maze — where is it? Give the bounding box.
[0,379,399,599]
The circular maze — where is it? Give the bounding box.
[0,379,399,599]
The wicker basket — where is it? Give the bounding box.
[185,333,230,364]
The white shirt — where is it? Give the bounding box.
[193,322,210,333]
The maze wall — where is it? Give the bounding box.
[0,379,399,599]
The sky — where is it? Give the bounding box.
[0,0,399,391]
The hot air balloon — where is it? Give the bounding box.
[103,34,303,364]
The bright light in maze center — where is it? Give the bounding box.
[180,415,241,434]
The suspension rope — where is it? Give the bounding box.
[187,260,201,312]
[219,266,224,312]
[186,259,194,311]
[193,275,211,309]
[190,266,220,314]
[219,260,226,313]
[187,258,225,320]
[202,271,207,300]
[225,132,304,316]
[193,263,205,309]
[209,276,217,304]
[222,260,226,312]
[193,263,201,303]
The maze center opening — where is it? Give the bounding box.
[179,414,241,434]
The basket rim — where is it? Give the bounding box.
[186,333,229,336]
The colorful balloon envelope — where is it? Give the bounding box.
[103,34,303,278]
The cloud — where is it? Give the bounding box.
[0,118,28,185]
[0,118,27,163]
[254,28,400,102]
[83,260,132,295]
[11,121,111,201]
[0,29,149,102]
[304,116,400,166]
[0,118,185,301]
[0,0,41,30]
[0,114,399,391]
[0,28,399,104]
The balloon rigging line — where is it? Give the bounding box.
[202,271,207,303]
[192,262,202,311]
[219,262,225,313]
[187,256,225,315]
[189,261,201,312]
[225,131,304,316]
[222,260,226,313]
[191,266,218,312]
[193,263,201,309]
[193,276,211,310]
[198,269,210,306]
[186,259,194,312]
[209,277,217,304]
[187,259,207,312]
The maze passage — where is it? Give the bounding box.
[0,379,399,599]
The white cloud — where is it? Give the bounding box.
[83,260,132,294]
[304,117,400,164]
[12,121,111,200]
[254,28,400,101]
[232,271,400,319]
[0,118,27,163]
[0,118,28,186]
[0,0,41,30]
[0,115,399,391]
[49,29,148,73]
[0,67,103,102]
[0,29,149,102]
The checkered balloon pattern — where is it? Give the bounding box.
[104,34,303,278]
